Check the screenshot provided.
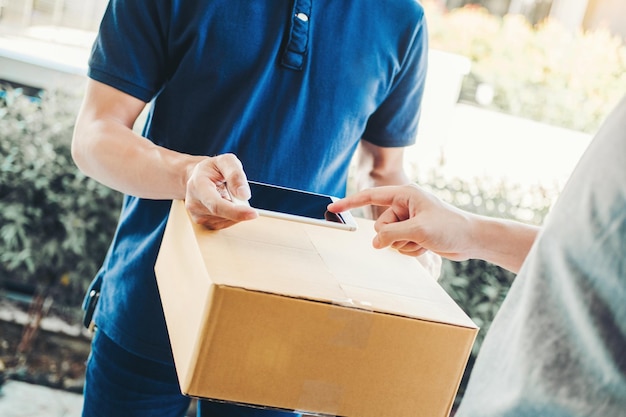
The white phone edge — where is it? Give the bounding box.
[256,207,358,231]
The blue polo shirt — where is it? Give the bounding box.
[88,0,428,363]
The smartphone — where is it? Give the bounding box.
[246,180,357,231]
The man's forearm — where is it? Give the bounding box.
[71,80,205,200]
[72,117,202,200]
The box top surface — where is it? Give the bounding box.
[169,200,476,329]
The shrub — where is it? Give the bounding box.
[0,87,122,307]
[424,2,626,133]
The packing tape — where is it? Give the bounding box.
[296,294,376,414]
[327,298,374,349]
[331,296,374,312]
[296,380,342,416]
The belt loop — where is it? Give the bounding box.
[281,0,312,71]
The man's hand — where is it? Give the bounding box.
[184,154,258,230]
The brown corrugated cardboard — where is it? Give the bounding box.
[155,200,478,417]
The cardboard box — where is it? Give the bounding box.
[155,200,478,417]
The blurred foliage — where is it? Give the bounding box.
[0,86,122,306]
[424,1,626,133]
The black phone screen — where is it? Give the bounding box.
[248,181,346,224]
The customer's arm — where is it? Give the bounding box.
[328,184,539,273]
[71,79,257,229]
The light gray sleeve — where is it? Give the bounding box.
[456,95,626,417]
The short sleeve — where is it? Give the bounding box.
[88,0,170,102]
[362,13,428,147]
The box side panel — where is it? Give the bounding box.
[155,200,212,392]
[185,287,477,417]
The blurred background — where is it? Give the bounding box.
[1,0,625,416]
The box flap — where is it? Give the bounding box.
[171,200,476,329]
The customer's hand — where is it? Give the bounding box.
[328,184,475,261]
[185,153,258,229]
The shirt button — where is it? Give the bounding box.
[296,12,309,22]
